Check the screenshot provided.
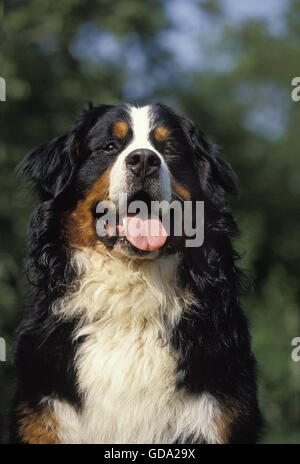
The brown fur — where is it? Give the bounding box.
[17,403,59,444]
[171,176,191,201]
[154,126,169,142]
[112,121,129,139]
[215,406,240,444]
[63,167,112,248]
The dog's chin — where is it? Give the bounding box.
[97,232,185,261]
[111,238,163,260]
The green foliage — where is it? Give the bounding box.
[1,0,299,443]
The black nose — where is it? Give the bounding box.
[126,149,161,178]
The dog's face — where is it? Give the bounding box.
[20,103,238,259]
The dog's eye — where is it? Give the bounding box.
[103,142,117,153]
[164,145,173,156]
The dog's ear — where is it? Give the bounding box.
[17,130,78,200]
[189,123,239,198]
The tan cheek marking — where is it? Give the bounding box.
[214,406,240,444]
[171,176,191,201]
[154,125,169,142]
[17,403,59,444]
[62,166,112,249]
[112,121,129,139]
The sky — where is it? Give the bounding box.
[161,0,288,69]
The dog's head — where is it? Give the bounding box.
[19,103,238,259]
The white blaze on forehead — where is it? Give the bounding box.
[129,105,152,149]
[109,105,171,207]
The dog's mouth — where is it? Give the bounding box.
[95,191,184,255]
[96,192,166,253]
[105,213,167,252]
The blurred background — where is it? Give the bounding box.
[1,0,300,443]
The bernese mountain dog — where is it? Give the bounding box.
[10,103,262,444]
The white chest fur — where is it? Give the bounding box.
[51,248,222,444]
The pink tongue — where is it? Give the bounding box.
[123,215,167,251]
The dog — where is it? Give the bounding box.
[10,103,262,444]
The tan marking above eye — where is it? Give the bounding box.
[112,121,129,139]
[154,126,169,142]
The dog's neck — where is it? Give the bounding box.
[54,248,193,334]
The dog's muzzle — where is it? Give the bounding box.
[125,149,161,179]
